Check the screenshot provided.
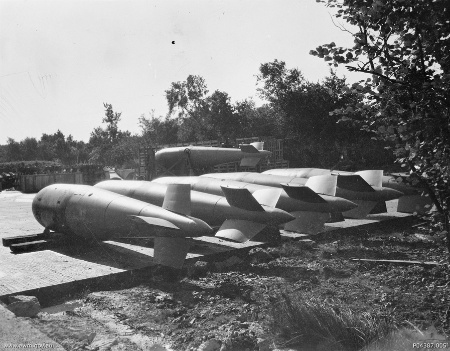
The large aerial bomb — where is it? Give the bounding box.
[153,176,358,234]
[32,183,212,268]
[262,168,406,192]
[202,172,403,219]
[95,180,294,243]
[262,168,418,213]
[155,142,271,175]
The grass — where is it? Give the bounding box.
[269,292,393,351]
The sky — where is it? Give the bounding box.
[0,0,361,144]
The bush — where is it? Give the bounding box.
[270,292,392,350]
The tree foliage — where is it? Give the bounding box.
[256,60,386,167]
[139,112,179,146]
[234,100,285,138]
[312,0,450,235]
[102,103,122,142]
[89,103,132,166]
[2,132,87,165]
[257,60,362,139]
[0,103,135,169]
[5,138,21,162]
[165,76,240,141]
[166,75,209,117]
[204,90,238,140]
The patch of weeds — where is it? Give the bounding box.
[184,260,211,279]
[272,241,317,259]
[248,247,276,263]
[362,324,450,351]
[319,242,339,259]
[269,292,393,351]
[323,265,352,279]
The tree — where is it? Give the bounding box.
[88,103,131,165]
[20,137,38,161]
[102,103,123,143]
[0,144,6,163]
[166,75,210,142]
[165,76,241,142]
[166,75,209,117]
[37,133,57,161]
[258,61,364,139]
[257,60,305,137]
[204,90,237,140]
[66,135,89,164]
[108,135,141,169]
[37,130,71,163]
[1,133,91,166]
[139,111,179,146]
[234,100,285,138]
[257,60,379,167]
[312,0,450,245]
[5,138,21,161]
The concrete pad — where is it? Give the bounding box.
[324,211,411,231]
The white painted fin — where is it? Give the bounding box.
[337,175,375,192]
[128,215,180,230]
[281,184,327,203]
[153,237,191,268]
[305,175,337,196]
[215,219,266,243]
[252,188,282,208]
[162,183,191,215]
[355,170,383,188]
[103,167,123,180]
[284,211,330,234]
[250,142,264,151]
[239,144,259,153]
[220,186,264,211]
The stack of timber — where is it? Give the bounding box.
[3,233,50,254]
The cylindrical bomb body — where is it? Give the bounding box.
[95,180,220,224]
[155,146,271,169]
[32,184,210,240]
[202,172,306,188]
[262,168,330,178]
[95,180,294,227]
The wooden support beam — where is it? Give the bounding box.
[350,258,441,266]
[3,234,47,247]
[10,240,49,253]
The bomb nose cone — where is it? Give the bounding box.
[187,216,213,237]
[271,208,296,225]
[333,197,358,212]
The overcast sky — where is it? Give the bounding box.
[0,0,360,143]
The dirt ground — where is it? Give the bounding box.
[23,220,450,351]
